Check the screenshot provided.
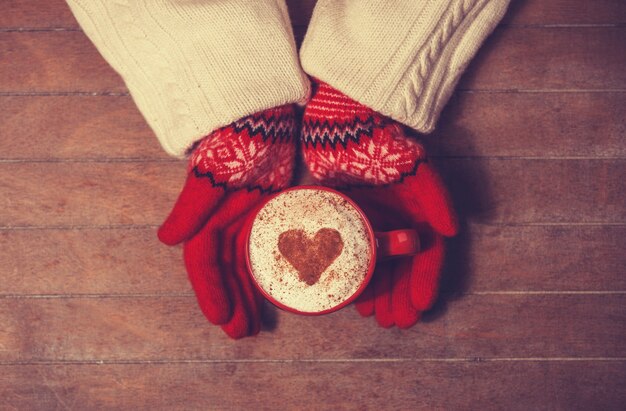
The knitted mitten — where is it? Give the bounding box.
[302,82,458,328]
[159,105,296,338]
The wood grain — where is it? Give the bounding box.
[1,1,624,409]
[429,91,626,158]
[0,0,78,29]
[2,28,624,93]
[0,32,125,93]
[0,160,622,227]
[2,362,625,410]
[459,27,626,91]
[441,224,626,293]
[3,0,626,29]
[1,225,623,295]
[2,92,624,160]
[0,227,188,295]
[503,0,626,25]
[438,158,625,224]
[0,96,166,160]
[0,162,183,227]
[1,294,624,361]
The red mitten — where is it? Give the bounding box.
[302,82,458,329]
[159,105,296,338]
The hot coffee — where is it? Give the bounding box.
[248,188,373,313]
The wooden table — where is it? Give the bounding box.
[1,0,624,409]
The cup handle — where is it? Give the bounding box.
[375,229,420,259]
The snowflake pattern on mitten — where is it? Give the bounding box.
[191,105,296,193]
[302,82,425,187]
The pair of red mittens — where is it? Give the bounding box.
[159,82,457,338]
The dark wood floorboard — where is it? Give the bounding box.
[0,0,624,409]
[1,294,624,361]
[2,362,625,411]
[0,160,622,226]
[1,225,623,295]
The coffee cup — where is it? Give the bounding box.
[245,186,419,315]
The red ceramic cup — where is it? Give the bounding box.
[245,186,419,315]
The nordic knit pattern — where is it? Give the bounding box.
[65,0,310,157]
[302,82,426,187]
[190,105,296,193]
[300,0,511,133]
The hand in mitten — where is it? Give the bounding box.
[301,82,458,328]
[159,105,296,339]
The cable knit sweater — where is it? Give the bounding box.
[66,0,510,158]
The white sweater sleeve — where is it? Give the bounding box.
[66,0,310,157]
[300,0,510,133]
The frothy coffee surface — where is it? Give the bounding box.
[249,188,372,313]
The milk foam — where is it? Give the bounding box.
[249,188,372,313]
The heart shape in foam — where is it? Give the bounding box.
[277,228,344,285]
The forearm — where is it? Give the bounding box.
[300,0,510,133]
[67,0,310,157]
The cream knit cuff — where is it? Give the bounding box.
[300,0,510,133]
[66,0,310,158]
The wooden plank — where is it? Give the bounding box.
[460,27,626,91]
[0,228,188,295]
[3,0,626,29]
[2,362,624,410]
[503,0,626,25]
[0,162,184,227]
[0,32,125,93]
[441,224,626,293]
[0,160,623,227]
[1,295,624,360]
[2,92,624,160]
[0,96,167,160]
[428,91,626,158]
[438,158,625,224]
[2,28,625,92]
[0,0,78,28]
[1,225,623,295]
